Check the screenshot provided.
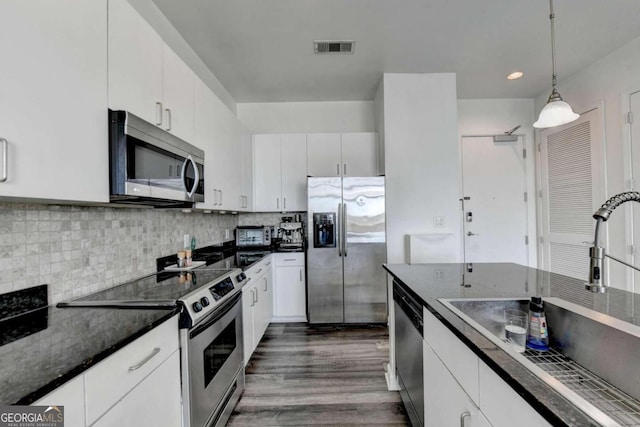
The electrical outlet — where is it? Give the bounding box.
[183,234,190,249]
[225,229,230,240]
[433,269,444,280]
[433,216,445,228]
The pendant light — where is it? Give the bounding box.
[533,0,579,129]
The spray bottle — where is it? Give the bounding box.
[526,296,549,351]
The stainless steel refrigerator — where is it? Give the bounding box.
[307,176,387,323]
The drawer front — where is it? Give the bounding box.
[274,252,304,267]
[84,316,179,425]
[423,306,479,405]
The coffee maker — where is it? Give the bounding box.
[279,220,304,251]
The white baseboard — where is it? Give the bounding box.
[271,315,307,323]
[384,362,401,391]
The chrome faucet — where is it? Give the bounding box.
[586,191,640,293]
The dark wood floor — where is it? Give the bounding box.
[227,323,409,426]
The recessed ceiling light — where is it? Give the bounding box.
[507,71,524,80]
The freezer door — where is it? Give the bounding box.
[307,177,344,323]
[343,177,387,323]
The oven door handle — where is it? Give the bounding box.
[189,292,242,339]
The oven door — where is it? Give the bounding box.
[184,293,244,427]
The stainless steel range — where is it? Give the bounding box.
[58,267,248,427]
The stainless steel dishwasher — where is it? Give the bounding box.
[393,281,424,427]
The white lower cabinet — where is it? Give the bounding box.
[478,360,550,427]
[273,253,306,321]
[34,376,85,427]
[423,341,490,427]
[34,316,180,427]
[422,307,551,427]
[92,350,181,427]
[242,257,274,365]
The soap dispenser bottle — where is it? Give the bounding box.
[527,296,549,351]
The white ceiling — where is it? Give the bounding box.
[152,0,640,103]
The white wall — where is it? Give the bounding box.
[381,73,461,264]
[237,101,375,133]
[127,0,237,114]
[457,99,537,267]
[534,34,640,292]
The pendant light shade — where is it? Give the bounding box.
[533,0,579,129]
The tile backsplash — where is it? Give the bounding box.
[0,203,237,304]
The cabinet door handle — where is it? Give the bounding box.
[265,262,271,266]
[336,163,340,175]
[128,347,160,371]
[165,108,172,131]
[251,288,257,305]
[155,102,163,125]
[255,268,263,274]
[460,411,471,427]
[299,269,303,282]
[277,198,280,209]
[219,189,223,205]
[284,258,296,262]
[343,163,347,175]
[255,287,259,303]
[263,277,268,291]
[283,197,287,209]
[213,189,218,206]
[0,138,7,183]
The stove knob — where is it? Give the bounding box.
[192,301,203,313]
[200,296,210,307]
[236,273,246,282]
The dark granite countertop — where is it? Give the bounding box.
[0,293,177,404]
[384,262,640,427]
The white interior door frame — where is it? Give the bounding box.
[622,88,640,292]
[536,102,607,281]
[459,134,530,265]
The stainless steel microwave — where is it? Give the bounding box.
[109,109,205,207]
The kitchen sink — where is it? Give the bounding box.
[439,297,640,427]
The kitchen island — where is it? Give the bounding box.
[384,262,640,427]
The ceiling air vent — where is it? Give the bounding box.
[314,40,355,54]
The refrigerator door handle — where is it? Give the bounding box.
[343,203,347,257]
[337,203,342,257]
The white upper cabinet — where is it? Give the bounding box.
[253,135,282,211]
[307,133,342,176]
[240,127,254,211]
[108,0,194,143]
[194,76,242,211]
[0,0,109,203]
[307,132,379,177]
[341,133,378,176]
[281,135,308,211]
[254,134,307,212]
[161,44,195,143]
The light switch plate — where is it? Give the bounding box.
[433,216,445,228]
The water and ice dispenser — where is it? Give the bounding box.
[313,213,336,248]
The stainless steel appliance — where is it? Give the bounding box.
[279,221,304,251]
[57,268,246,427]
[393,281,424,427]
[235,226,272,248]
[109,109,205,207]
[307,176,386,323]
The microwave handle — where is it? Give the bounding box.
[181,155,199,198]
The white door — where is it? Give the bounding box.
[539,108,605,281]
[461,136,528,265]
